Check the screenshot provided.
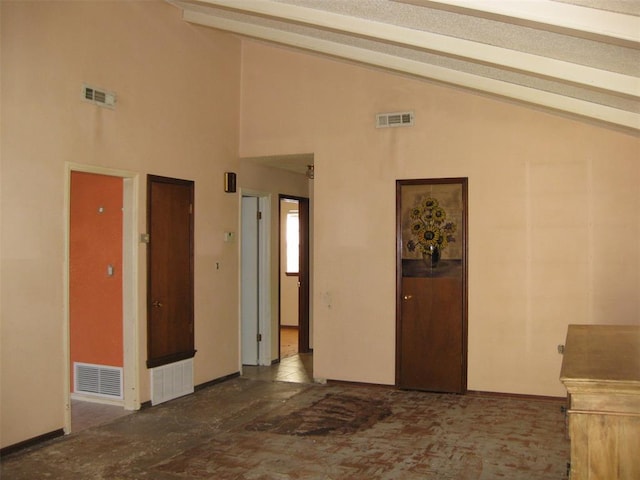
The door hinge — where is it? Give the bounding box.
[189,203,193,214]
[257,211,262,220]
[257,333,262,342]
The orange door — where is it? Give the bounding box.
[69,172,123,388]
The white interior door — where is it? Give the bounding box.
[241,196,259,365]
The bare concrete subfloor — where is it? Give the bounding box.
[71,399,133,433]
[2,357,569,479]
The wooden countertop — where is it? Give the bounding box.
[560,324,640,390]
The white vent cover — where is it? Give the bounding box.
[150,358,194,406]
[82,84,116,108]
[74,362,123,399]
[376,111,414,128]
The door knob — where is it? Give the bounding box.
[403,295,413,300]
[152,300,163,308]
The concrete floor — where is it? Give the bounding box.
[71,399,133,433]
[2,357,570,479]
[70,348,310,433]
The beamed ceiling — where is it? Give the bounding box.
[169,0,640,133]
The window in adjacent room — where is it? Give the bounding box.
[286,210,299,275]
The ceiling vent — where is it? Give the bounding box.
[376,111,414,128]
[82,84,116,108]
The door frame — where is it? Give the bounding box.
[239,189,272,367]
[278,194,311,357]
[63,163,140,433]
[395,177,468,392]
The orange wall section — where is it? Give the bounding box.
[70,172,124,390]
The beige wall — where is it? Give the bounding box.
[0,1,307,449]
[239,40,640,396]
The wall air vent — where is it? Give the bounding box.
[74,362,123,399]
[376,111,414,128]
[82,84,116,108]
[150,358,194,406]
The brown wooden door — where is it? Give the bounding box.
[146,175,195,368]
[297,196,311,354]
[278,194,311,356]
[396,178,467,393]
[400,277,463,391]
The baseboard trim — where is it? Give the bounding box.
[195,371,240,391]
[324,382,565,402]
[326,379,396,389]
[139,371,241,409]
[1,428,65,457]
[467,390,566,402]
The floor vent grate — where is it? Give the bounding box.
[74,362,123,399]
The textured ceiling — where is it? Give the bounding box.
[169,0,639,138]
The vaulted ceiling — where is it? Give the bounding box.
[169,0,639,133]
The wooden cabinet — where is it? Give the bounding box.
[560,325,640,480]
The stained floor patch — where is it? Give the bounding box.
[245,393,392,436]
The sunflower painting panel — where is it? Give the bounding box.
[399,181,464,278]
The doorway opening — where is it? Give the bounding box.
[280,197,300,359]
[64,164,139,434]
[278,195,310,361]
[240,192,313,384]
[396,178,468,393]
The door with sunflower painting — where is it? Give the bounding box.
[396,178,468,393]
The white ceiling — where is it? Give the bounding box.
[169,0,639,139]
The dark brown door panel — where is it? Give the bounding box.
[396,178,468,393]
[147,175,195,368]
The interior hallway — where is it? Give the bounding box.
[2,358,569,479]
[71,325,305,433]
[243,352,313,384]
